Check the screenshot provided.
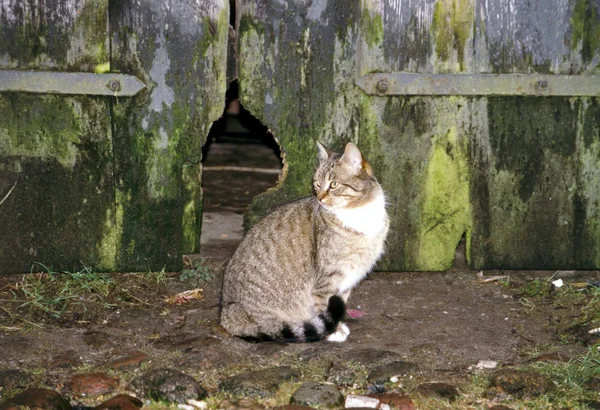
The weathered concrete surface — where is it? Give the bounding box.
[238,0,600,270]
[0,0,228,273]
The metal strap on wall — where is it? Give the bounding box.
[0,70,145,97]
[357,73,600,97]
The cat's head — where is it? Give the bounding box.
[313,142,382,210]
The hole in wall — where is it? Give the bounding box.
[200,80,282,258]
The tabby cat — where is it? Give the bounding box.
[220,142,389,342]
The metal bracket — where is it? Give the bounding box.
[0,70,146,96]
[356,73,600,97]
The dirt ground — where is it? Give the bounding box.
[1,122,600,409]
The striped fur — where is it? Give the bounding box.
[220,143,389,343]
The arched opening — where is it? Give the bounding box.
[200,80,282,260]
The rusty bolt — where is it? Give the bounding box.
[107,80,121,92]
[535,80,548,90]
[376,78,388,93]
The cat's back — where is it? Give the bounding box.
[224,197,318,278]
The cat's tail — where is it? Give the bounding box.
[281,295,346,343]
[240,295,346,343]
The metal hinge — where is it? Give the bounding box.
[0,70,145,97]
[357,73,600,97]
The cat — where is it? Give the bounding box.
[220,142,389,342]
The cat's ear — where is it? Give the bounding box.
[341,142,363,173]
[316,141,329,162]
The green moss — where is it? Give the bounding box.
[97,201,124,271]
[360,3,384,48]
[415,126,471,270]
[571,0,600,65]
[182,163,203,254]
[94,62,110,73]
[431,0,473,72]
[0,95,83,169]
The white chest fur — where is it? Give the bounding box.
[332,192,388,237]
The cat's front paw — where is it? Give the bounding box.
[326,323,350,342]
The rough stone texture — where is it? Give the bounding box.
[133,368,206,404]
[238,0,600,271]
[219,366,301,398]
[289,382,344,408]
[416,382,459,401]
[218,398,266,410]
[367,393,415,410]
[94,394,143,410]
[0,0,228,273]
[489,368,555,398]
[107,351,150,370]
[0,388,71,410]
[68,373,120,396]
[367,361,420,385]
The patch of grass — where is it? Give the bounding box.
[0,263,171,328]
[180,257,214,286]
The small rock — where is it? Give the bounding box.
[327,362,358,386]
[475,360,498,369]
[290,382,344,408]
[69,373,120,396]
[94,394,143,410]
[49,350,82,369]
[345,394,380,408]
[217,398,266,410]
[108,351,150,369]
[219,366,300,398]
[533,351,569,363]
[367,361,419,385]
[0,369,30,390]
[489,369,555,398]
[416,382,459,401]
[134,368,206,404]
[366,393,414,410]
[0,388,71,410]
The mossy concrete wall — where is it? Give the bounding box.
[0,0,228,273]
[239,0,600,271]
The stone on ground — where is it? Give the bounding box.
[366,393,415,409]
[489,369,555,398]
[289,382,344,408]
[68,373,120,396]
[218,366,300,398]
[94,394,143,410]
[133,368,207,403]
[416,382,459,401]
[0,388,70,410]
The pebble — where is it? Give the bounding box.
[367,361,420,385]
[344,394,381,408]
[475,360,498,369]
[489,368,555,398]
[217,398,266,409]
[108,351,150,369]
[94,394,143,410]
[133,368,207,403]
[416,382,459,401]
[219,366,300,398]
[290,382,344,408]
[366,393,414,410]
[68,373,120,396]
[0,388,71,410]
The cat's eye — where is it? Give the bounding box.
[330,181,339,189]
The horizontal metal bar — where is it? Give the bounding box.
[356,73,600,97]
[0,70,146,97]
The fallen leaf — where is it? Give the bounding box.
[164,289,203,305]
